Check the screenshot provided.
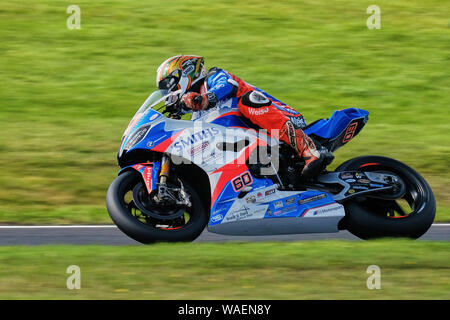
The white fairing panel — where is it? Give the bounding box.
[161,106,345,236]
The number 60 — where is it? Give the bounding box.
[232,171,253,192]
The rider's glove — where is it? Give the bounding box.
[180,92,217,111]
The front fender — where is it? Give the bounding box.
[118,161,161,193]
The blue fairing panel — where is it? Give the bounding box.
[304,108,369,140]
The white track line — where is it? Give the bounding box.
[0,224,448,229]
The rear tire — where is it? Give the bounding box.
[106,171,208,244]
[335,156,435,239]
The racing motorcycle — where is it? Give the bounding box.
[106,90,435,243]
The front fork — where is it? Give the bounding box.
[159,154,171,185]
[156,154,191,207]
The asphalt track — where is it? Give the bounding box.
[0,224,448,245]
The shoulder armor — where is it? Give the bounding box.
[207,67,221,77]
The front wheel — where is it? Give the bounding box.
[335,156,435,239]
[106,171,208,244]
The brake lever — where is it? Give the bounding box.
[161,106,180,119]
[163,99,190,119]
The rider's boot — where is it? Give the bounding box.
[300,133,326,177]
[281,121,327,178]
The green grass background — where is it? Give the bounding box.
[0,0,449,223]
[0,240,448,299]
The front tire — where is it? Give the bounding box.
[335,156,435,239]
[106,171,208,244]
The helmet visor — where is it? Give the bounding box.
[158,70,181,91]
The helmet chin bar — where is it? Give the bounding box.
[177,76,191,96]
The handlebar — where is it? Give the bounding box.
[163,100,189,119]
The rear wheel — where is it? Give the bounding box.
[106,171,208,244]
[335,156,435,239]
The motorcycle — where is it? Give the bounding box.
[106,90,435,243]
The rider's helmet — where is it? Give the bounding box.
[156,55,206,97]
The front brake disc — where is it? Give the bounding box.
[132,182,185,220]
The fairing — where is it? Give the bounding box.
[118,92,369,235]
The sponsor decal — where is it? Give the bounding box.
[285,197,296,205]
[132,164,145,171]
[289,116,307,129]
[248,107,269,116]
[358,179,370,184]
[142,166,153,193]
[345,179,356,183]
[370,183,384,188]
[313,206,339,216]
[348,189,355,194]
[212,206,230,219]
[147,141,154,148]
[267,209,272,216]
[224,205,267,222]
[273,206,297,216]
[257,192,263,197]
[189,141,209,156]
[245,195,256,204]
[174,127,220,152]
[298,193,327,204]
[340,173,354,179]
[224,208,249,222]
[211,214,223,223]
[149,113,159,121]
[274,201,283,209]
[353,185,369,190]
[355,172,364,178]
[181,63,195,76]
[285,121,297,149]
[302,203,345,217]
[274,104,299,115]
[280,206,297,215]
[123,124,151,151]
[265,188,276,196]
[342,122,358,143]
[202,149,217,163]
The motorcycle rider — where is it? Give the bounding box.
[156,55,327,177]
